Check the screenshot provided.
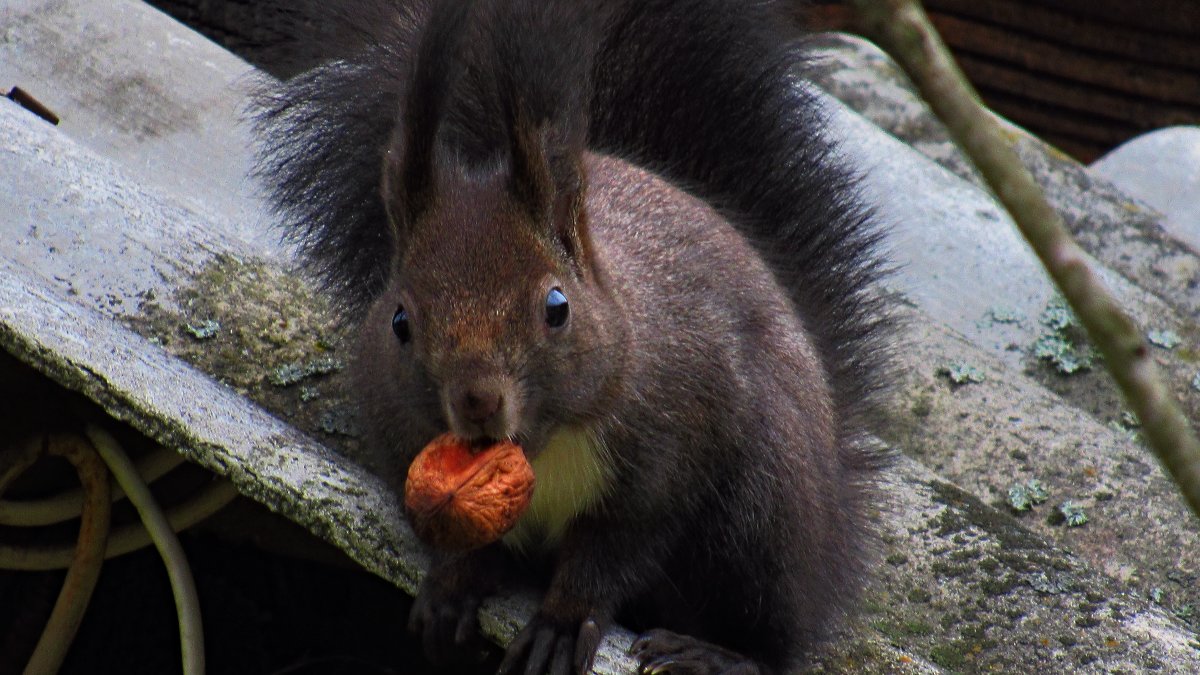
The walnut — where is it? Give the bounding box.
[404,433,535,551]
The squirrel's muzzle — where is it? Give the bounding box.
[443,374,519,441]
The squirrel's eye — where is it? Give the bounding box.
[545,288,569,329]
[392,305,411,343]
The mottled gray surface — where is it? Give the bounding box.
[824,96,1192,370]
[885,308,1200,628]
[0,99,242,319]
[2,6,1200,673]
[1,0,278,257]
[1092,126,1200,253]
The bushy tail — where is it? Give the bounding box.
[590,0,893,433]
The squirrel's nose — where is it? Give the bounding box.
[456,388,502,427]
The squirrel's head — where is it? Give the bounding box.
[353,107,626,459]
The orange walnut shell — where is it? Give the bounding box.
[404,433,535,552]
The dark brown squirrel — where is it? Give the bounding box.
[252,0,894,672]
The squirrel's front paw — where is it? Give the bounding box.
[407,571,488,666]
[497,609,607,675]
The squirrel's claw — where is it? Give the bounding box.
[499,610,606,675]
[630,629,761,675]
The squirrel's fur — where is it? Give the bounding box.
[252,1,893,672]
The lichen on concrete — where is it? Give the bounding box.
[124,253,361,458]
[881,312,1200,645]
[869,465,1193,673]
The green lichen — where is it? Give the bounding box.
[949,548,983,562]
[929,641,971,669]
[907,588,932,603]
[910,393,933,418]
[1033,297,1097,375]
[874,619,934,642]
[126,254,359,456]
[1033,334,1094,374]
[319,409,357,437]
[1041,297,1077,332]
[268,355,344,387]
[1007,479,1050,512]
[987,306,1024,325]
[928,480,1044,550]
[979,574,1018,597]
[1107,417,1141,443]
[1057,501,1088,528]
[1147,329,1182,350]
[931,560,972,580]
[937,362,986,385]
[184,318,220,340]
[1029,571,1068,595]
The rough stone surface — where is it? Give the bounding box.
[824,93,1200,429]
[1,0,278,256]
[884,308,1200,633]
[1092,126,1200,253]
[2,7,1199,674]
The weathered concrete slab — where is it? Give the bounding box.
[823,90,1200,437]
[824,92,1182,362]
[1092,126,1200,252]
[813,87,1200,649]
[865,458,1199,674]
[884,306,1200,626]
[0,99,245,320]
[808,57,1200,636]
[1,0,276,257]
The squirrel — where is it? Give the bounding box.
[252,0,893,673]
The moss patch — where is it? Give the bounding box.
[126,254,360,456]
[928,480,1044,551]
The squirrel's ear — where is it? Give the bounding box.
[381,0,471,245]
[381,136,414,244]
[550,160,591,272]
[510,112,593,272]
[383,84,442,242]
[381,107,441,257]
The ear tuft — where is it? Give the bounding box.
[383,0,475,235]
[508,107,591,268]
